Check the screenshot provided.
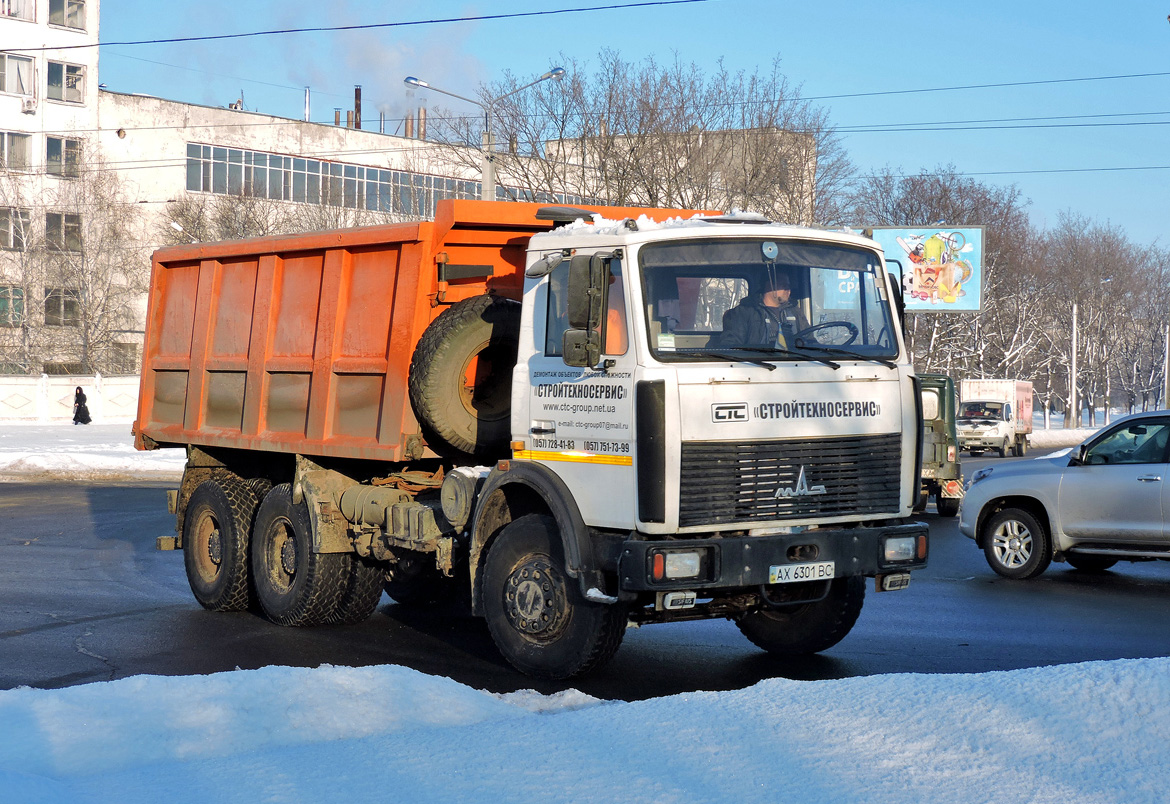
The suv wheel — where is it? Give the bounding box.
[982,507,1051,579]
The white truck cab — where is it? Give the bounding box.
[462,211,929,676]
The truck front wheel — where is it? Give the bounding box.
[736,576,865,656]
[481,514,626,679]
[182,476,258,612]
[250,484,349,626]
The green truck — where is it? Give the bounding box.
[917,373,964,517]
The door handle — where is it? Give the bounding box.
[1138,475,1162,482]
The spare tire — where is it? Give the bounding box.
[409,294,521,461]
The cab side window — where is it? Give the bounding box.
[544,257,628,358]
[544,261,569,357]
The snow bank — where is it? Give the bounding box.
[1,659,1168,804]
[0,423,184,481]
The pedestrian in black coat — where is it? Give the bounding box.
[73,386,91,425]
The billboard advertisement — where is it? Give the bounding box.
[870,227,985,312]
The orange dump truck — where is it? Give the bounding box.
[136,199,929,679]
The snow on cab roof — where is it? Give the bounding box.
[533,208,874,248]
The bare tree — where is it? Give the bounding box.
[423,51,854,224]
[159,191,402,247]
[0,155,148,375]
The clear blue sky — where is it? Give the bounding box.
[94,0,1170,246]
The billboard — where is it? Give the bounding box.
[870,227,985,312]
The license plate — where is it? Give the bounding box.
[769,561,835,584]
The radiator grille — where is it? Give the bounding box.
[678,433,902,527]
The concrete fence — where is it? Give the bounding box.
[0,375,141,422]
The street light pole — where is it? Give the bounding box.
[1070,302,1078,429]
[404,67,566,201]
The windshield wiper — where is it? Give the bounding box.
[796,344,897,369]
[671,348,777,371]
[728,346,841,370]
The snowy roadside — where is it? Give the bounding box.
[0,421,1101,483]
[2,659,1169,804]
[0,422,185,482]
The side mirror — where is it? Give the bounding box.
[562,253,609,367]
[1071,444,1088,466]
[886,262,906,343]
[562,329,601,367]
[567,253,607,330]
[525,252,564,278]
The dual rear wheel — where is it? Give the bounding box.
[182,479,382,626]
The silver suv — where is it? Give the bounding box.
[959,410,1170,578]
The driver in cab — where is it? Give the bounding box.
[717,272,811,349]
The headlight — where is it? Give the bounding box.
[649,548,711,582]
[883,536,916,562]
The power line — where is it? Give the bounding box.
[4,1,713,53]
[872,165,1170,179]
[801,70,1170,103]
[836,109,1170,132]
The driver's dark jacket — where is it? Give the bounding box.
[717,294,810,347]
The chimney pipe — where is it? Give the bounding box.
[304,87,310,122]
[418,107,426,140]
[334,108,341,126]
[354,85,362,129]
[346,110,354,128]
[405,114,414,139]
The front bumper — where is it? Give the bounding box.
[959,433,1002,448]
[616,522,928,592]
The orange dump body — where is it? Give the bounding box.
[134,199,704,463]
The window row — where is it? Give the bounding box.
[1,131,81,176]
[1,0,86,29]
[0,207,82,251]
[0,54,85,102]
[0,285,79,327]
[185,143,600,217]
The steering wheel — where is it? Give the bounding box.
[795,320,859,347]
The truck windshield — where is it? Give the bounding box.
[638,237,898,363]
[959,402,1002,420]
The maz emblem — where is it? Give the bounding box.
[774,466,827,498]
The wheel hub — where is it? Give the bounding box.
[280,536,297,576]
[206,528,222,566]
[504,556,568,641]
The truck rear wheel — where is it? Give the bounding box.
[481,514,626,679]
[250,484,348,626]
[327,554,384,624]
[409,294,521,461]
[935,494,960,518]
[736,576,865,655]
[182,476,258,612]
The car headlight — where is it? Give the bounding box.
[967,467,994,489]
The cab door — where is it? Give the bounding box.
[1057,418,1170,542]
[520,255,638,529]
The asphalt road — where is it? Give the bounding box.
[3,465,1169,701]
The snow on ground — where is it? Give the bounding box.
[0,422,184,482]
[0,419,1101,483]
[5,420,1168,803]
[2,660,1169,804]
